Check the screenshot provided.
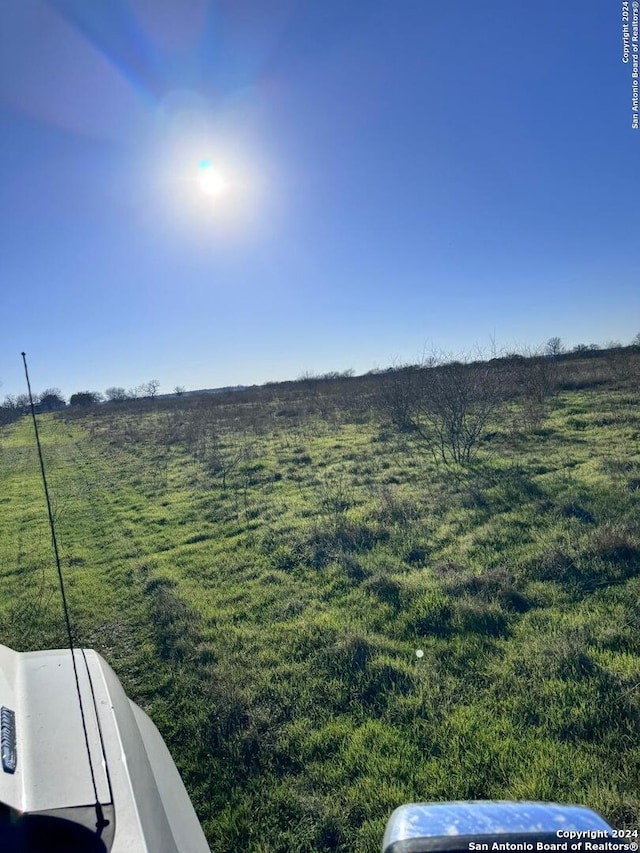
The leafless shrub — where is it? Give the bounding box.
[509,350,559,432]
[315,472,355,525]
[375,485,421,525]
[380,352,508,464]
[207,433,254,490]
[603,345,637,385]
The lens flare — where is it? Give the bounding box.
[197,159,228,197]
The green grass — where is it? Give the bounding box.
[1,366,639,850]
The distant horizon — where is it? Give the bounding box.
[4,332,637,403]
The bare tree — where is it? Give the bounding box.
[544,337,564,358]
[0,394,25,425]
[14,393,32,411]
[381,363,423,434]
[207,436,252,490]
[509,348,559,432]
[141,379,160,399]
[105,386,128,402]
[174,386,186,397]
[39,388,66,410]
[381,353,507,464]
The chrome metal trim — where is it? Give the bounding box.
[383,802,613,849]
[1,706,16,773]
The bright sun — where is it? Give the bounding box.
[197,160,228,198]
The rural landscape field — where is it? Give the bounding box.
[0,347,639,852]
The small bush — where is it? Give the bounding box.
[375,486,421,525]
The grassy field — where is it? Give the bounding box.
[1,352,639,851]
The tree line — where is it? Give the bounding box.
[1,379,164,412]
[0,380,177,425]
[2,334,639,433]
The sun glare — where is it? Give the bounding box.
[197,160,228,198]
[154,131,267,238]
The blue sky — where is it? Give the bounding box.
[1,0,638,399]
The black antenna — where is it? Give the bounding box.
[21,352,109,836]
